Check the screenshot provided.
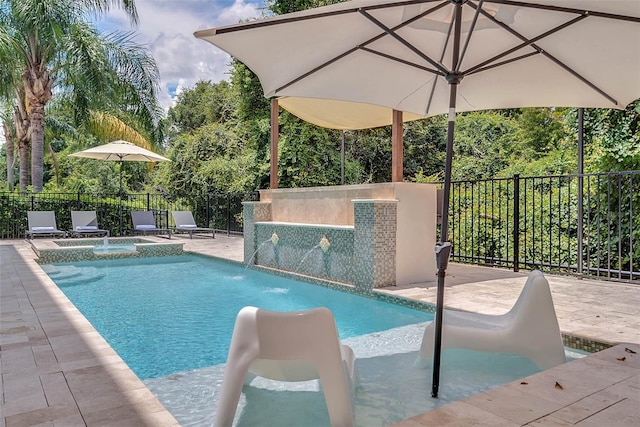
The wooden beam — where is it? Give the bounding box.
[391,109,403,182]
[270,98,279,189]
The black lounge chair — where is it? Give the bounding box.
[131,211,171,238]
[171,211,215,239]
[25,211,66,239]
[69,211,109,237]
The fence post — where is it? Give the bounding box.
[146,193,150,211]
[577,108,584,277]
[227,194,231,235]
[206,194,211,227]
[513,174,520,272]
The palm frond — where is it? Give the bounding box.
[86,110,152,149]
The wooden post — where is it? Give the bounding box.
[391,109,403,182]
[270,98,279,189]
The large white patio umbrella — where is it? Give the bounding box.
[195,0,640,397]
[70,139,170,195]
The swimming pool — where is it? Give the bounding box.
[43,254,584,426]
[43,254,432,379]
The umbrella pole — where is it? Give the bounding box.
[432,0,463,398]
[432,87,455,398]
[119,160,123,236]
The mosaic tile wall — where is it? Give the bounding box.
[562,334,613,353]
[352,202,375,291]
[373,201,397,288]
[254,223,355,284]
[243,202,272,265]
[245,200,398,290]
[353,200,397,290]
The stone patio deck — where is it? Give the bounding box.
[1,235,638,426]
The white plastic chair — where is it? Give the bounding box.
[215,306,357,427]
[416,270,566,370]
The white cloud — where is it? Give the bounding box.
[100,0,265,111]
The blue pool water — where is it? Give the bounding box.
[43,255,587,426]
[44,254,432,380]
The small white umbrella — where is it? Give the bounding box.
[70,140,171,236]
[70,140,170,195]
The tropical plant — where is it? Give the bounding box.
[0,0,160,192]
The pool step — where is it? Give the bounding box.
[44,265,106,286]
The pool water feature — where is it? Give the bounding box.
[92,243,137,254]
[44,255,585,426]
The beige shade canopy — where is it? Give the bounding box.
[278,97,426,130]
[70,140,170,163]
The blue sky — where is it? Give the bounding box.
[99,0,267,109]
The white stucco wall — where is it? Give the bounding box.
[394,183,437,285]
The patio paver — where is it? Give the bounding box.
[1,235,638,426]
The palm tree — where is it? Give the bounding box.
[0,0,160,192]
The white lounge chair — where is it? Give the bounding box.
[171,210,215,239]
[215,306,357,427]
[25,211,66,239]
[416,270,566,370]
[131,211,171,238]
[69,211,109,237]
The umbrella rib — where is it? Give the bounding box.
[360,47,444,75]
[275,1,449,94]
[425,12,456,115]
[456,0,485,73]
[473,6,620,106]
[485,0,640,24]
[358,8,449,75]
[464,14,589,76]
[469,51,540,75]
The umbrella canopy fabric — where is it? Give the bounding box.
[279,96,426,129]
[196,0,640,122]
[70,140,170,163]
[195,0,640,399]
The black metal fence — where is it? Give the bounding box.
[447,171,639,283]
[2,171,638,283]
[0,191,259,239]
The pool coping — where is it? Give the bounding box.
[2,237,638,426]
